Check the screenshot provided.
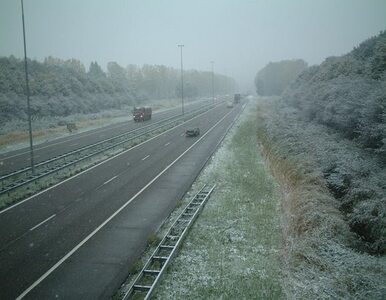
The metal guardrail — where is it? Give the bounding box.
[0,103,217,197]
[123,184,216,300]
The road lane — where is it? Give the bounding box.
[25,105,242,299]
[0,100,209,176]
[0,103,241,299]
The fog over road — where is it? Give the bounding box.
[0,102,243,299]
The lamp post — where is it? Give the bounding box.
[210,61,215,105]
[21,0,35,175]
[178,45,184,116]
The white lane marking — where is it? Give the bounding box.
[0,103,224,215]
[70,143,78,147]
[180,133,184,136]
[29,214,56,232]
[0,100,211,161]
[164,142,170,147]
[16,107,234,300]
[142,155,150,161]
[103,175,118,185]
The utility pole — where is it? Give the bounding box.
[21,0,35,175]
[210,61,215,105]
[178,45,184,116]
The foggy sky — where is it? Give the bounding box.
[1,0,386,92]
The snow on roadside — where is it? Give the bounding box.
[154,100,284,299]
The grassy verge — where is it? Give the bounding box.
[255,97,386,299]
[154,101,284,299]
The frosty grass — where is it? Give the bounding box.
[154,101,284,299]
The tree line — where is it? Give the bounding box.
[0,56,236,121]
[255,30,386,254]
[254,59,307,96]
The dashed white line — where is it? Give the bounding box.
[15,107,234,300]
[70,143,78,147]
[180,133,185,136]
[164,142,170,147]
[142,155,150,161]
[103,175,118,185]
[29,214,56,231]
[1,103,220,215]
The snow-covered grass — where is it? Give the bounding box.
[154,101,284,299]
[255,97,386,299]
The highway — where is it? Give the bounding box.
[0,102,242,299]
[0,100,209,176]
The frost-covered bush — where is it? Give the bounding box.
[256,99,386,298]
[254,59,307,96]
[262,99,386,254]
[282,30,386,161]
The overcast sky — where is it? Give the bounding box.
[1,0,386,91]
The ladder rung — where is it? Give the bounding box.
[159,245,174,249]
[152,255,168,261]
[182,213,194,217]
[177,219,189,222]
[133,284,151,292]
[143,269,160,275]
[167,235,180,239]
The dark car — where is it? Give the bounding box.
[185,127,200,137]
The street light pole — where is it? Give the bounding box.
[21,0,35,175]
[178,45,184,116]
[210,61,215,105]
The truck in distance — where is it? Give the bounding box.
[234,93,241,104]
[133,106,152,122]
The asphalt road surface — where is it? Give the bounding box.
[0,100,209,176]
[0,102,243,299]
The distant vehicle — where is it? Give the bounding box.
[226,101,234,108]
[133,106,152,122]
[185,127,200,137]
[234,93,241,104]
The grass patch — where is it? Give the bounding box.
[154,101,284,299]
[147,234,161,247]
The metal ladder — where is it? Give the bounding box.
[123,184,215,300]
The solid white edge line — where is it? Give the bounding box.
[16,107,234,300]
[0,103,222,215]
[29,214,56,232]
